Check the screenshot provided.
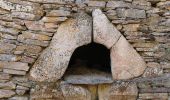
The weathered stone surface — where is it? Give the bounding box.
[0,20,26,30]
[19,31,51,41]
[64,65,113,84]
[9,96,28,100]
[106,1,129,9]
[46,10,71,17]
[0,33,17,40]
[0,25,20,35]
[0,0,35,11]
[98,82,138,100]
[0,61,29,71]
[0,0,44,17]
[88,1,106,7]
[20,56,35,64]
[30,82,64,100]
[0,43,16,53]
[12,12,42,20]
[0,89,15,98]
[117,8,146,19]
[41,17,67,23]
[0,54,20,61]
[0,8,9,14]
[17,36,49,47]
[30,12,92,82]
[28,0,74,4]
[3,69,26,75]
[123,24,140,32]
[0,81,16,89]
[15,45,42,55]
[92,9,121,48]
[16,89,26,95]
[24,21,57,32]
[143,67,163,78]
[0,73,11,80]
[139,93,168,100]
[61,82,91,100]
[111,36,146,79]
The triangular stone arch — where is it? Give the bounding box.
[29,9,146,82]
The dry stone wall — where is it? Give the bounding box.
[0,0,170,100]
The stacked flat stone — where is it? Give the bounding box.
[0,0,169,99]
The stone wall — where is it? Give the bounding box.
[0,0,170,100]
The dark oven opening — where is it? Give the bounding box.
[63,42,113,84]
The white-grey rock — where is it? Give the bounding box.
[0,89,15,98]
[0,54,20,61]
[0,61,29,71]
[117,8,146,19]
[98,82,138,100]
[3,69,26,75]
[9,96,28,100]
[29,12,92,82]
[107,1,130,9]
[92,9,121,49]
[61,82,91,100]
[28,0,74,4]
[0,81,16,89]
[111,36,146,79]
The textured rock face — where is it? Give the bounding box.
[111,36,146,79]
[93,9,146,80]
[30,9,146,82]
[29,12,92,82]
[98,82,138,100]
[0,89,15,98]
[93,9,121,49]
[61,82,91,100]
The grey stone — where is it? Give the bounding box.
[46,10,71,17]
[12,12,42,20]
[142,67,163,78]
[0,73,11,80]
[9,96,28,100]
[0,61,29,71]
[19,31,51,41]
[16,89,26,95]
[24,21,57,32]
[0,8,9,14]
[98,82,138,100]
[41,16,67,23]
[28,0,74,4]
[117,8,146,19]
[0,54,20,61]
[0,33,17,40]
[0,89,15,98]
[92,9,121,49]
[0,14,13,21]
[3,69,26,75]
[0,20,26,30]
[88,1,106,7]
[17,36,50,47]
[0,43,16,54]
[106,1,129,9]
[61,82,91,100]
[30,82,64,100]
[0,0,44,16]
[0,81,16,89]
[29,12,92,82]
[0,25,20,35]
[111,36,146,79]
[159,19,170,27]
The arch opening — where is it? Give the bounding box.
[63,42,113,84]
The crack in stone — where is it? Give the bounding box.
[111,35,122,48]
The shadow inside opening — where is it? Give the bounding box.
[63,42,113,84]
